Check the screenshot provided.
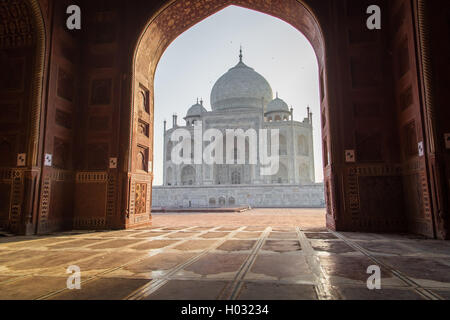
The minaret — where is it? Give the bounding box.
[307,106,312,124]
[172,113,178,128]
[290,105,296,184]
[163,120,167,186]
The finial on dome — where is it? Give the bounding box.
[276,92,279,98]
[239,45,243,62]
[197,98,199,104]
[200,98,203,106]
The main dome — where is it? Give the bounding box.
[210,52,273,111]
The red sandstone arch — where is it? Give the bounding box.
[27,0,46,167]
[129,0,335,229]
[25,0,47,234]
[0,0,47,234]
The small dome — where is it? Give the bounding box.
[210,50,273,111]
[186,100,207,118]
[267,94,289,113]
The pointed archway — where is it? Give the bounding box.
[128,0,337,230]
[0,0,47,234]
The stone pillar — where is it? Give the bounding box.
[198,163,203,186]
[163,120,167,186]
[290,112,296,184]
[172,114,178,128]
[415,0,448,239]
[309,130,315,183]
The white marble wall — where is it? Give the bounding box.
[152,183,325,208]
[163,108,315,186]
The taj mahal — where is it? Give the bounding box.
[152,50,325,208]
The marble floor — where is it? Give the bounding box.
[0,211,449,300]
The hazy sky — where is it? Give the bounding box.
[153,5,323,185]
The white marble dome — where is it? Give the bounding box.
[267,95,290,113]
[210,54,273,111]
[186,101,207,117]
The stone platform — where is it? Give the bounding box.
[152,184,326,208]
[152,206,250,213]
[0,210,449,300]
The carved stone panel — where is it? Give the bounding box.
[136,145,148,172]
[0,1,34,49]
[0,182,11,225]
[356,131,383,162]
[90,79,112,105]
[94,23,117,44]
[53,137,70,170]
[353,102,381,118]
[397,37,410,78]
[0,137,15,167]
[0,100,22,126]
[0,57,25,91]
[87,143,108,170]
[57,68,74,102]
[402,121,418,158]
[135,183,147,214]
[399,86,413,111]
[138,84,150,114]
[350,55,381,88]
[55,109,72,129]
[88,116,110,131]
[138,120,149,137]
[358,176,404,219]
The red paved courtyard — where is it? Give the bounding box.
[0,209,449,300]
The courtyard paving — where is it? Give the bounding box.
[0,209,449,300]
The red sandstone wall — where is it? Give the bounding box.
[0,0,48,234]
[34,0,82,233]
[324,0,407,232]
[387,0,433,237]
[0,0,448,237]
[426,0,450,239]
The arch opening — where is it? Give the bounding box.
[131,0,331,228]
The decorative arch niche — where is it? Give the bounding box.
[298,135,308,156]
[0,0,46,167]
[181,165,196,185]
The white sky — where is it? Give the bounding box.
[153,5,323,185]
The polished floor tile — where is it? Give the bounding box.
[144,280,230,300]
[247,254,312,281]
[0,216,448,300]
[50,278,149,300]
[217,240,256,252]
[183,253,249,277]
[236,282,317,300]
